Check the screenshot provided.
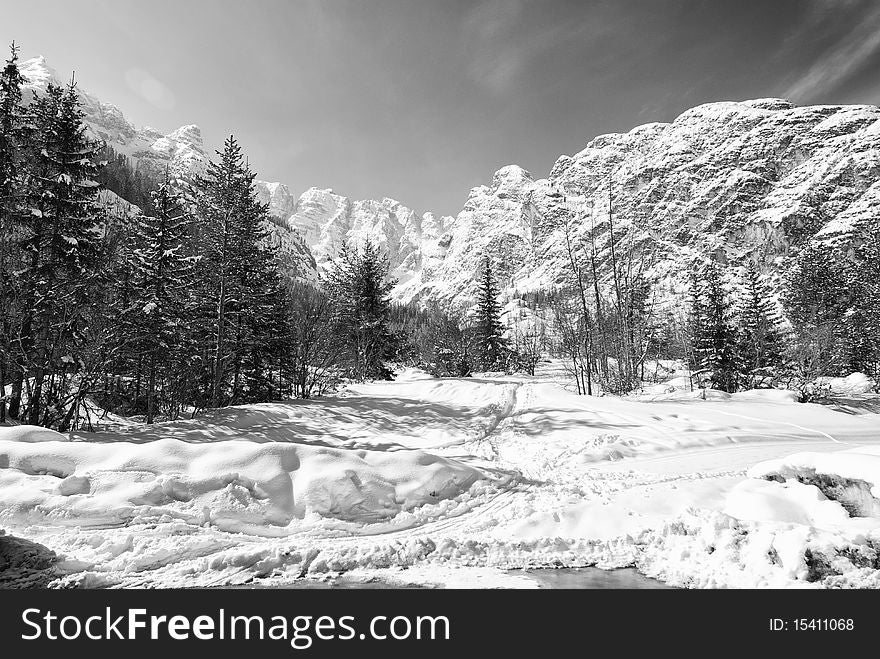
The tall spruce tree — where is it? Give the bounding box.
[739,264,784,387]
[130,172,196,422]
[474,256,507,370]
[11,80,105,426]
[691,261,740,393]
[231,172,282,403]
[326,240,395,381]
[0,43,28,422]
[194,136,279,407]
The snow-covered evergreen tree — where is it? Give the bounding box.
[326,240,395,381]
[474,256,507,370]
[129,172,196,422]
[0,43,28,422]
[738,264,784,387]
[691,261,740,393]
[10,79,105,426]
[194,136,279,407]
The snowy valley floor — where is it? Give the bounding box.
[3,367,880,588]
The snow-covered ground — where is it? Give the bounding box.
[2,364,880,588]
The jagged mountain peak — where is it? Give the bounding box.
[19,55,58,83]
[168,124,203,148]
[17,55,318,285]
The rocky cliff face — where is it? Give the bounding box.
[256,97,880,308]
[276,187,453,288]
[401,98,880,307]
[21,55,880,307]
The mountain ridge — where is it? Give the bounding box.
[19,55,880,310]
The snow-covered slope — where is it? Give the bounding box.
[4,369,880,588]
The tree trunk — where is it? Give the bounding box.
[211,278,227,408]
[146,350,157,424]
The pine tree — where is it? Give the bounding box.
[474,256,507,370]
[11,80,105,426]
[0,43,28,422]
[691,261,740,393]
[782,242,850,377]
[738,264,784,387]
[193,136,279,407]
[129,172,196,422]
[232,172,282,403]
[326,240,395,381]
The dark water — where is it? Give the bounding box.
[229,567,671,589]
[511,567,673,589]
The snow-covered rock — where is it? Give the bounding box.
[20,57,206,179]
[269,187,453,288]
[748,447,880,510]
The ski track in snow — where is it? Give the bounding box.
[667,404,843,443]
[3,368,880,589]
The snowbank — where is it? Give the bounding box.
[0,438,483,530]
[731,389,801,403]
[654,387,801,403]
[818,372,877,395]
[724,478,852,526]
[0,425,70,443]
[748,448,880,503]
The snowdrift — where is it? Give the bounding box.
[746,448,880,517]
[0,425,70,443]
[0,438,483,530]
[819,372,877,396]
[685,447,880,586]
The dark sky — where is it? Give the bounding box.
[4,0,880,216]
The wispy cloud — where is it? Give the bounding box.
[783,0,880,102]
[460,0,604,94]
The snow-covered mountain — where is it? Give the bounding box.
[20,56,207,178]
[399,98,880,307]
[21,55,880,307]
[217,98,880,308]
[269,186,453,287]
[19,56,317,283]
[20,56,208,178]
